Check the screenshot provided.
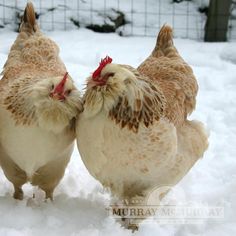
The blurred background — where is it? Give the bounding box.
[0,0,235,41]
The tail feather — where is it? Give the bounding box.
[152,24,178,58]
[20,2,37,33]
[178,120,209,160]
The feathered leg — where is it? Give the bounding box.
[0,146,27,200]
[31,155,70,200]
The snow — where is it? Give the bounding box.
[0,0,208,39]
[220,43,236,64]
[0,28,236,235]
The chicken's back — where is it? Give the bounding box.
[1,2,65,87]
[137,25,198,126]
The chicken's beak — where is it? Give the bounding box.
[92,76,107,86]
[50,92,65,101]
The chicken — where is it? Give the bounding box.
[0,2,82,200]
[76,25,208,230]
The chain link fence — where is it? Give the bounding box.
[0,0,235,40]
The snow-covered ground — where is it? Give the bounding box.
[0,28,236,235]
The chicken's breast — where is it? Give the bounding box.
[77,111,178,196]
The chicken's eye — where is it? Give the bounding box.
[51,84,54,90]
[105,72,114,79]
[65,89,72,96]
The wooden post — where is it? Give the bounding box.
[204,0,232,42]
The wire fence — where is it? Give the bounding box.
[0,0,235,41]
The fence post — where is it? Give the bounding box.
[204,0,232,42]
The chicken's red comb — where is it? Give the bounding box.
[92,56,113,79]
[54,72,68,94]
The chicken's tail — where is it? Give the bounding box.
[19,2,38,33]
[177,120,209,162]
[152,24,179,58]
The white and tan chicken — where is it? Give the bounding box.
[76,25,208,229]
[0,2,82,200]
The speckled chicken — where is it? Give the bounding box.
[76,25,208,229]
[0,3,82,200]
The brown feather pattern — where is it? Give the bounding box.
[138,25,198,126]
[108,68,166,133]
[3,76,37,126]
